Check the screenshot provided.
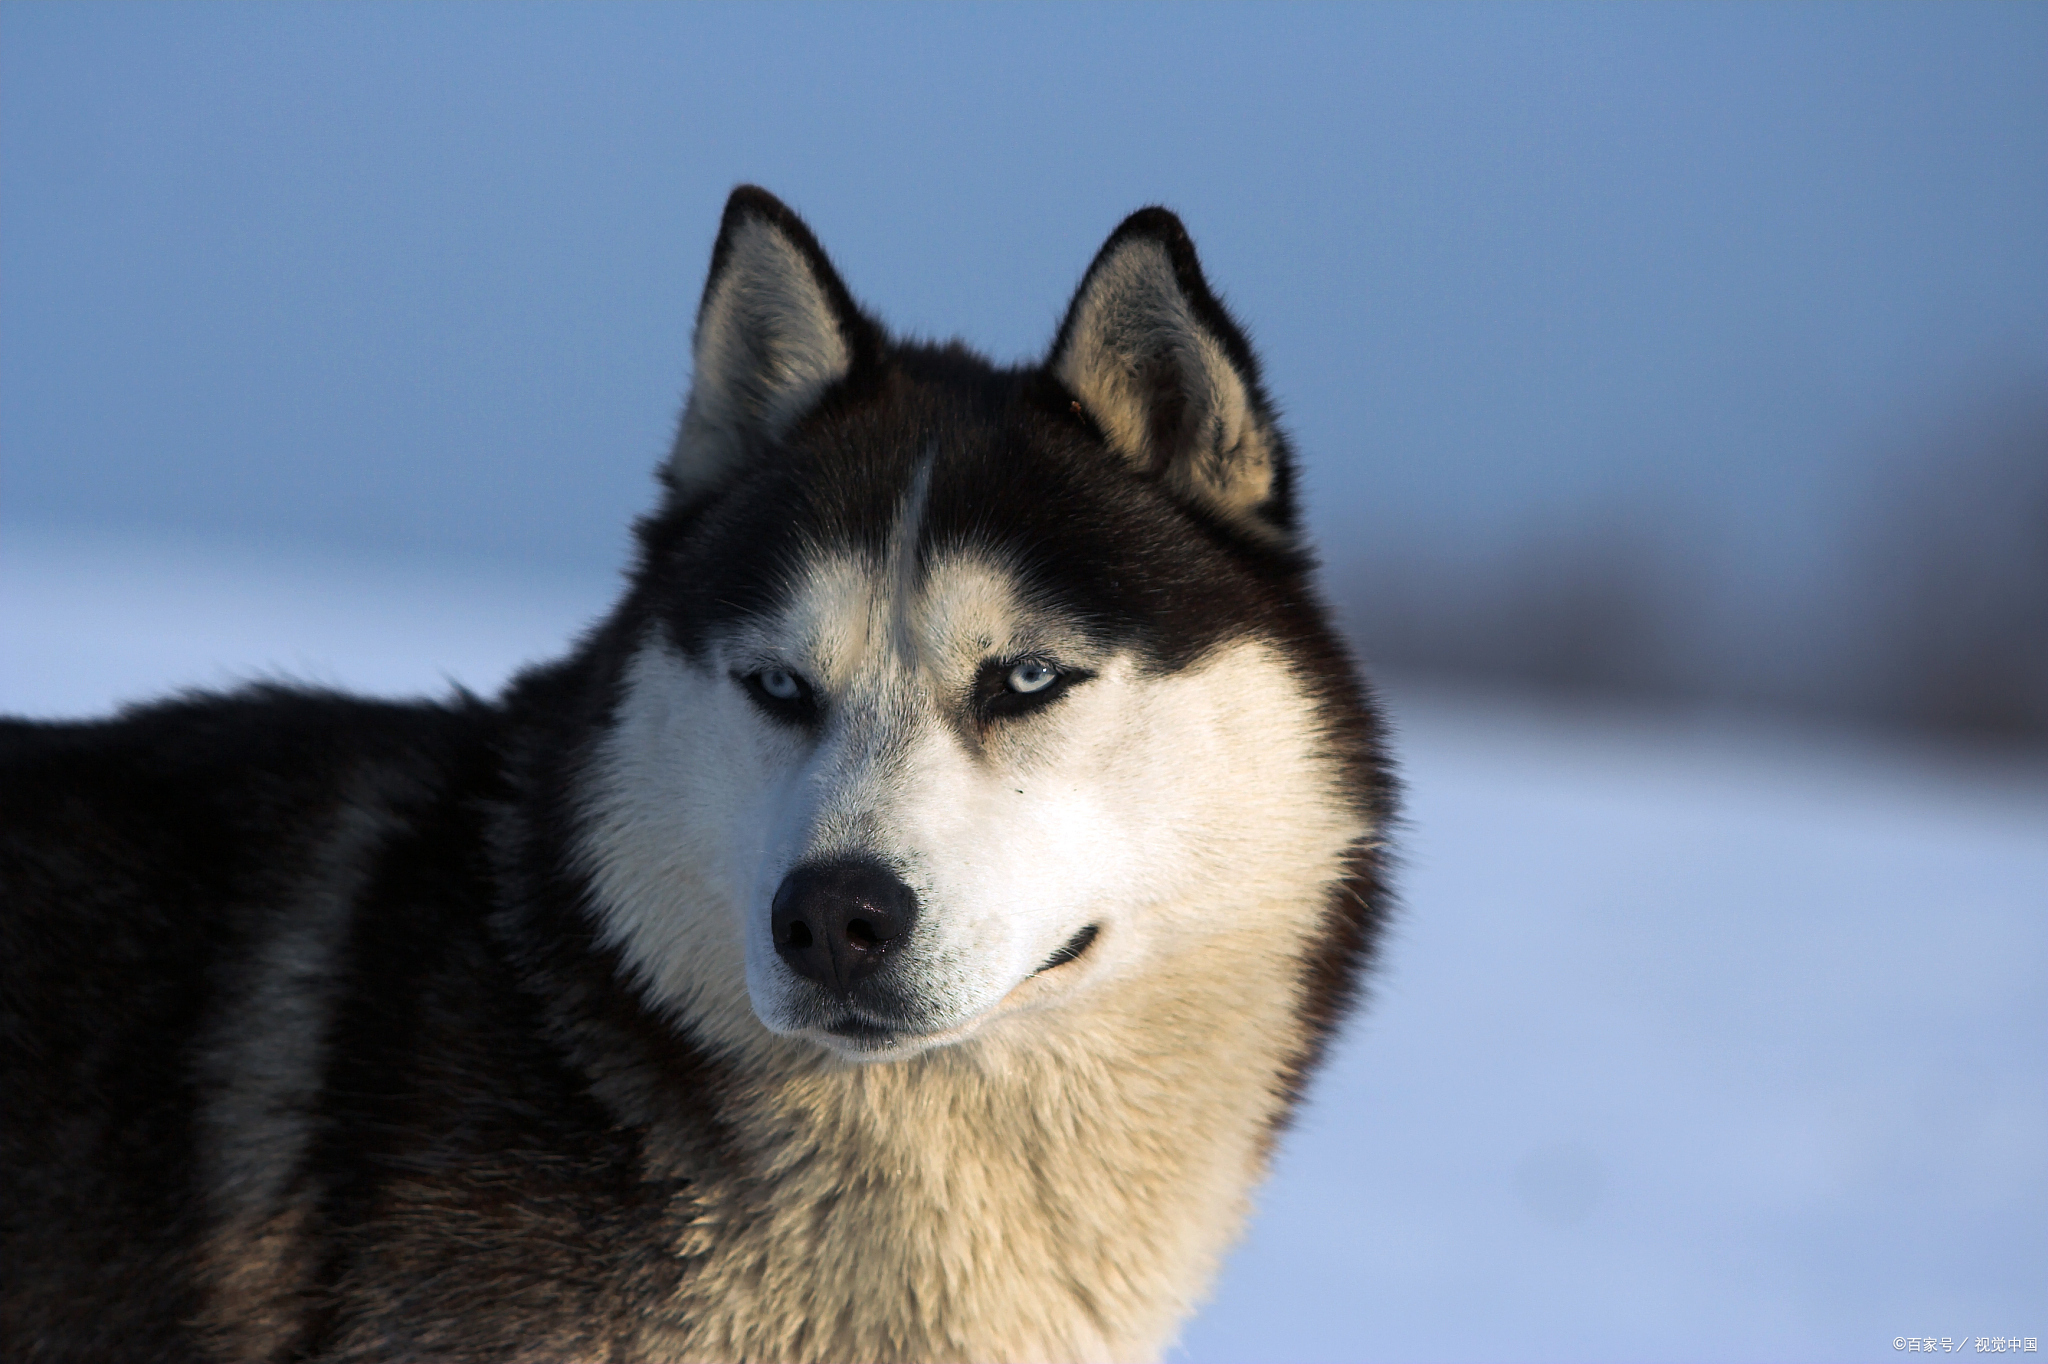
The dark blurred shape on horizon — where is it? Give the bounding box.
[1342,387,2048,744]
[1849,392,2048,739]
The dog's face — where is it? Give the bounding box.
[688,537,1132,1053]
[588,533,1353,1061]
[574,191,1368,1062]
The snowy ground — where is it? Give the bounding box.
[7,527,2043,1363]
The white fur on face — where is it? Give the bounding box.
[577,536,1361,1065]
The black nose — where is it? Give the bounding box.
[771,859,919,996]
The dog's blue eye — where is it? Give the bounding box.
[738,668,819,725]
[976,657,1090,721]
[1007,661,1057,694]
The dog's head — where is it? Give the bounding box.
[576,189,1374,1062]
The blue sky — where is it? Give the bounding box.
[3,3,2043,577]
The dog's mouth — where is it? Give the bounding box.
[1032,924,1099,976]
[822,1015,904,1050]
[815,1009,951,1056]
[811,925,1102,1057]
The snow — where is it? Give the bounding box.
[7,528,2043,1362]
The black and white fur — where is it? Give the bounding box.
[1,188,1396,1363]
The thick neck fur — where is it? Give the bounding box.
[626,924,1313,1364]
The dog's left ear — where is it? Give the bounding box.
[1050,209,1294,545]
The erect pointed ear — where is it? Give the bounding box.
[666,187,878,498]
[1049,209,1295,545]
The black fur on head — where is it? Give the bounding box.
[663,188,1301,549]
[640,186,1319,659]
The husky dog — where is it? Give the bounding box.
[1,187,1395,1362]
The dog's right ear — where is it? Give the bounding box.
[666,187,877,499]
